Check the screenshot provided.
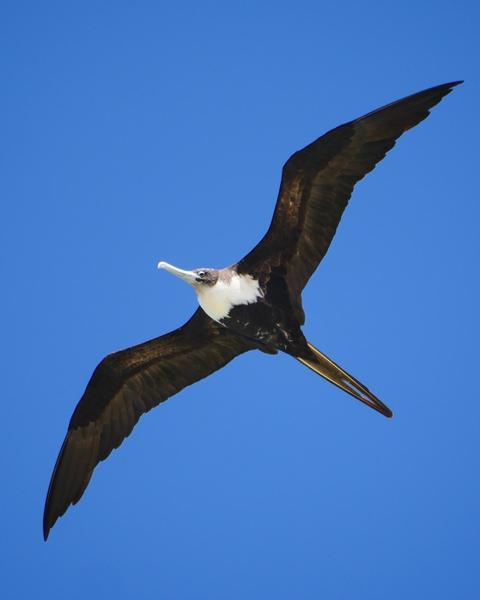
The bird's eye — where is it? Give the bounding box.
[197,270,206,278]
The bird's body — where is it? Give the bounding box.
[43,81,462,540]
[168,264,305,355]
[197,270,264,325]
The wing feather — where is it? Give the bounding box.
[238,81,462,319]
[43,308,255,539]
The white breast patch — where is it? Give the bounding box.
[196,273,263,322]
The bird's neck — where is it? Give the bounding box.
[196,273,263,322]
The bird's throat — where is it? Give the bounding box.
[196,273,263,322]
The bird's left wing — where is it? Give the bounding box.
[43,308,255,540]
[237,81,462,320]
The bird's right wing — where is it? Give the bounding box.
[43,308,255,540]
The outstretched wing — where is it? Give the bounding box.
[238,81,462,319]
[43,308,255,539]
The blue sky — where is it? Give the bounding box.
[2,1,479,598]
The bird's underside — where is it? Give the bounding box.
[43,80,462,540]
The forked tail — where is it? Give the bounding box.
[296,342,393,418]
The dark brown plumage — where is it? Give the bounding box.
[238,81,462,322]
[44,81,461,540]
[43,309,255,539]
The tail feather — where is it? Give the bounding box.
[296,342,393,418]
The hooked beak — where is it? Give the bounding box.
[157,261,198,285]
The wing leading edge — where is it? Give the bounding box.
[43,309,255,539]
[238,81,462,317]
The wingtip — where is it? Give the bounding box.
[432,80,463,91]
[434,80,464,97]
[443,80,464,93]
[43,522,50,542]
[43,511,53,541]
[414,80,463,102]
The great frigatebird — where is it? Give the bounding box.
[43,81,462,539]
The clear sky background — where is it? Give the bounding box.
[2,1,479,598]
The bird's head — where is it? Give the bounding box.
[157,261,219,289]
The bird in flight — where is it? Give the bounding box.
[43,81,462,539]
